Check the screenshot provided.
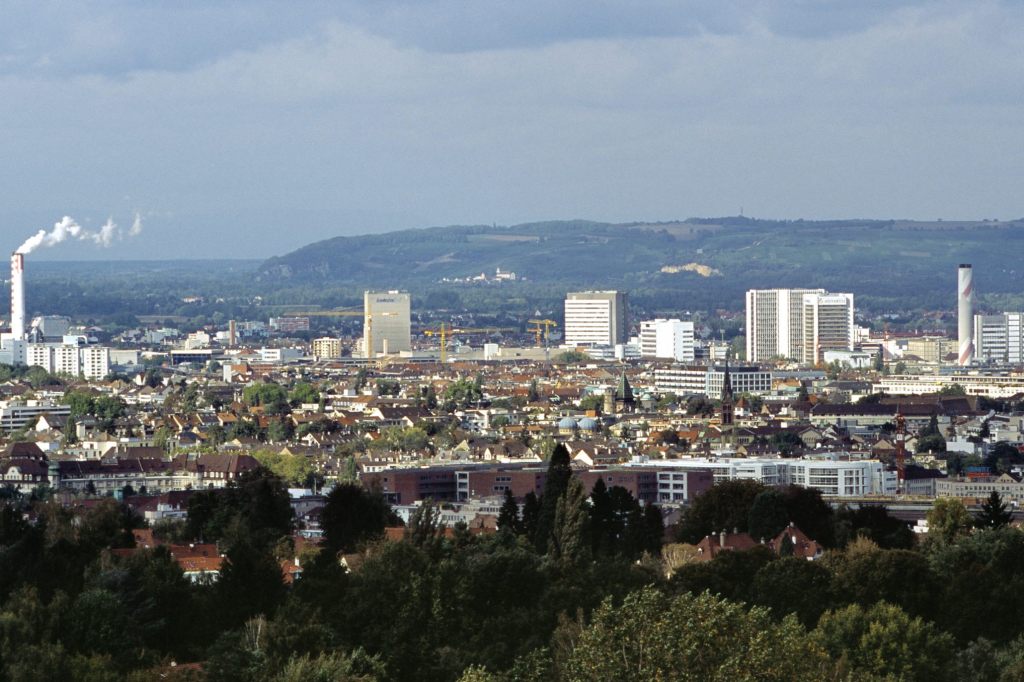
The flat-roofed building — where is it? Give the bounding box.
[312,337,344,360]
[639,319,695,361]
[364,290,411,357]
[745,288,824,362]
[975,313,1024,364]
[564,291,628,347]
[801,292,855,365]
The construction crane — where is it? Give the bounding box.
[279,310,362,317]
[529,319,558,363]
[528,319,557,346]
[423,323,518,364]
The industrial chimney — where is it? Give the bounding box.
[958,264,974,366]
[10,253,25,340]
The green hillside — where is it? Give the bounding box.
[258,217,1024,313]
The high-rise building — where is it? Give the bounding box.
[564,291,628,347]
[312,337,344,360]
[364,291,411,357]
[745,288,853,365]
[639,319,695,361]
[745,288,824,362]
[974,313,1024,364]
[801,292,855,365]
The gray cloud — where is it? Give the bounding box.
[0,1,1021,258]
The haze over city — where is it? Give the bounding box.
[2,0,1023,259]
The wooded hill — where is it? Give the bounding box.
[259,217,1024,313]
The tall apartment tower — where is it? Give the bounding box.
[363,291,411,357]
[745,288,824,362]
[746,288,853,364]
[564,291,628,347]
[801,292,855,365]
[639,319,695,361]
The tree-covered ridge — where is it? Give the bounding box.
[258,217,1024,312]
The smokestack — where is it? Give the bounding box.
[10,253,24,339]
[958,264,974,366]
[229,320,237,347]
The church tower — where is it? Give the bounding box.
[720,357,735,448]
[615,369,636,414]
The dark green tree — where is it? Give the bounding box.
[747,489,790,542]
[675,479,766,543]
[974,491,1012,529]
[497,489,520,535]
[320,483,394,555]
[751,557,833,627]
[533,444,572,553]
[215,538,288,629]
[520,492,540,540]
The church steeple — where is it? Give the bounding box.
[721,356,734,403]
[615,369,635,413]
[720,355,735,447]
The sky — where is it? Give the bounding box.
[1,0,1022,260]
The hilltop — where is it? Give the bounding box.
[258,217,1024,312]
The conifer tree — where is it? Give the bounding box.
[497,489,520,534]
[534,444,572,552]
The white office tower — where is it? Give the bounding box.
[974,313,1024,364]
[745,288,824,362]
[363,291,411,357]
[639,319,695,361]
[958,264,975,366]
[564,291,628,347]
[801,292,855,365]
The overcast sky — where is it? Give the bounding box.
[1,0,1022,260]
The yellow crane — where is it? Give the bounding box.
[278,310,362,317]
[423,323,518,364]
[529,319,558,363]
[528,319,558,346]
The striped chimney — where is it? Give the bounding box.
[958,264,974,366]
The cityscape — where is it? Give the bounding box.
[2,3,1024,681]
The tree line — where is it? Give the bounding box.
[1,447,1023,680]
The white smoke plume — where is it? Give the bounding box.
[16,214,143,254]
[16,216,83,254]
[90,218,119,247]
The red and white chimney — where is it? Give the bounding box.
[10,253,24,339]
[957,264,974,366]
